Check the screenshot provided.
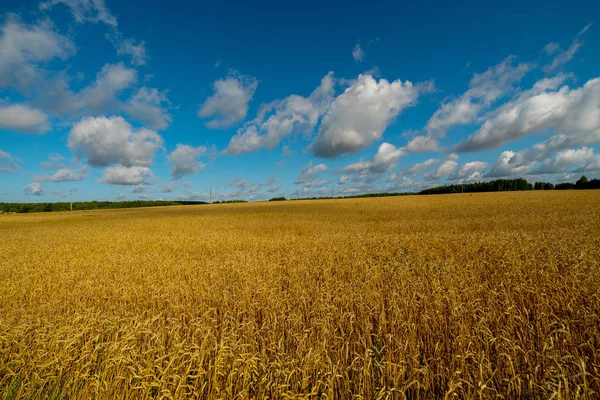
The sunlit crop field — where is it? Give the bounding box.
[1,191,599,399]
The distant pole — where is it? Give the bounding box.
[331,185,334,199]
[69,190,73,211]
[209,186,212,203]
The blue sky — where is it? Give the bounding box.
[0,0,599,202]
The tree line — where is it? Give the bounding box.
[419,176,599,195]
[0,200,205,214]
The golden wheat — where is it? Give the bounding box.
[1,191,599,399]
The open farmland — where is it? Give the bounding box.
[1,191,599,399]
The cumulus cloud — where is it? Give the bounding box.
[450,161,489,182]
[0,104,48,133]
[224,72,335,154]
[352,42,364,62]
[406,134,442,153]
[199,73,258,128]
[0,15,75,90]
[312,74,420,158]
[341,142,405,181]
[456,76,600,152]
[404,158,442,176]
[98,165,153,185]
[167,144,207,179]
[487,150,537,178]
[411,57,531,152]
[533,147,595,174]
[0,149,19,172]
[68,116,163,167]
[295,161,328,184]
[486,129,600,178]
[79,63,137,112]
[23,182,44,196]
[124,87,171,130]
[387,153,460,190]
[488,144,597,178]
[579,155,600,172]
[36,167,86,182]
[430,159,458,178]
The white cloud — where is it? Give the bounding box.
[580,155,600,172]
[40,0,118,27]
[352,42,364,62]
[98,165,153,185]
[36,167,86,182]
[456,76,600,152]
[543,39,582,72]
[167,144,207,179]
[124,87,171,130]
[0,149,19,172]
[386,176,416,192]
[23,182,44,196]
[534,147,595,174]
[199,73,258,128]
[342,142,405,181]
[312,74,420,158]
[487,150,537,177]
[421,56,531,146]
[116,38,147,66]
[40,153,65,170]
[426,97,480,134]
[130,184,145,194]
[0,104,48,133]
[295,161,328,184]
[41,0,150,73]
[338,175,349,185]
[542,42,561,56]
[406,134,442,153]
[391,153,459,188]
[431,159,458,178]
[158,183,177,193]
[451,161,488,182]
[579,23,593,36]
[79,63,137,112]
[68,116,163,167]
[224,72,335,154]
[404,158,441,176]
[0,15,75,90]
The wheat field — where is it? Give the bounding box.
[1,191,599,399]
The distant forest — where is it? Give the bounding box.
[1,176,598,214]
[419,175,599,195]
[1,200,207,214]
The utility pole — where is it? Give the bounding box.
[331,184,334,199]
[209,186,212,203]
[69,190,73,211]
